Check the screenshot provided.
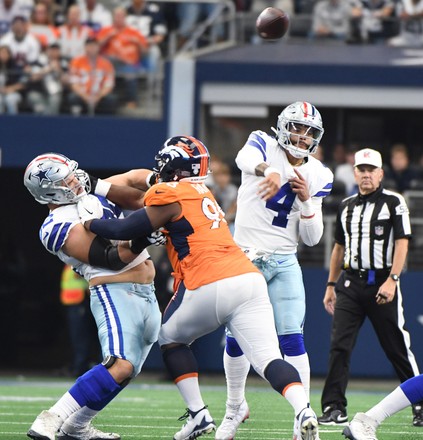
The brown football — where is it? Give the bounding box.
[256,7,289,40]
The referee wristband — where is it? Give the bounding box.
[94,179,112,197]
[264,166,282,177]
[326,281,336,287]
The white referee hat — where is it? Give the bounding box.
[354,148,382,168]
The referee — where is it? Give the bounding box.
[317,148,423,428]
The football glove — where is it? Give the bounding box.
[129,229,167,254]
[77,195,104,225]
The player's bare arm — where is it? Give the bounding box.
[324,242,344,315]
[62,223,140,267]
[105,168,154,191]
[376,238,408,305]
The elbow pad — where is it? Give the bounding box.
[88,236,127,270]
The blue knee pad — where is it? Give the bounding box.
[69,364,123,411]
[225,336,244,357]
[279,334,306,356]
[401,375,423,404]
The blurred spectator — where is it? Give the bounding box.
[126,0,166,75]
[36,0,69,26]
[29,2,59,49]
[60,264,100,377]
[97,6,148,109]
[208,158,238,230]
[78,0,112,33]
[349,0,395,43]
[68,36,116,115]
[388,0,423,46]
[0,0,33,36]
[384,143,420,192]
[331,142,347,168]
[26,42,67,114]
[311,0,353,40]
[0,44,26,113]
[57,4,93,59]
[334,146,357,195]
[0,15,40,67]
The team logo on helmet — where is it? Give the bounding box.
[31,166,53,185]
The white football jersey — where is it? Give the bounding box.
[39,195,149,281]
[234,130,334,254]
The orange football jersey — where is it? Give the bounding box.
[144,181,259,290]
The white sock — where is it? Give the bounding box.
[223,351,250,405]
[367,386,411,425]
[284,383,309,416]
[284,353,310,400]
[175,376,205,412]
[62,407,98,429]
[49,391,82,420]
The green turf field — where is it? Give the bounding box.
[0,375,421,439]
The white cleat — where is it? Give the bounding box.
[174,406,216,440]
[215,399,250,439]
[57,422,121,440]
[342,412,378,440]
[293,406,320,440]
[27,410,64,440]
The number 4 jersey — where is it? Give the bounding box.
[234,130,334,254]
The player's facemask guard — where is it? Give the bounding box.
[24,153,90,205]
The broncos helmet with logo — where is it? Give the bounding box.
[154,135,210,183]
[272,101,324,159]
[24,153,90,205]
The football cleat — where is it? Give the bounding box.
[317,405,348,425]
[342,412,378,440]
[173,406,216,440]
[57,422,121,440]
[293,405,320,440]
[215,399,250,440]
[27,410,64,440]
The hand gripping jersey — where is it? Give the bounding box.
[234,130,334,254]
[144,181,259,290]
[39,195,149,281]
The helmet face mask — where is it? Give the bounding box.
[154,135,210,183]
[24,153,89,205]
[272,101,324,159]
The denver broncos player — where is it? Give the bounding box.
[216,102,334,440]
[24,153,161,440]
[78,135,321,440]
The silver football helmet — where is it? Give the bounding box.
[272,101,324,159]
[24,153,90,205]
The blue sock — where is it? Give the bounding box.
[225,336,244,357]
[279,334,306,356]
[69,364,123,411]
[401,375,423,404]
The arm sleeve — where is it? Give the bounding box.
[235,131,269,175]
[299,198,324,246]
[89,208,154,240]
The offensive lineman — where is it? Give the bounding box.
[24,153,161,440]
[216,102,334,440]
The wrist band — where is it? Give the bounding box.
[327,281,336,287]
[301,198,315,218]
[264,166,281,177]
[94,179,111,197]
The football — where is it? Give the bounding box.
[256,7,290,40]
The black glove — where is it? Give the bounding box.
[129,230,167,254]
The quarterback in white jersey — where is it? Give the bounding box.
[24,153,161,440]
[216,101,333,440]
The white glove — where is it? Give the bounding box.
[77,195,104,225]
[147,228,167,246]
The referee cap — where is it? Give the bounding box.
[354,148,382,168]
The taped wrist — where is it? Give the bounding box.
[88,236,127,270]
[94,179,112,197]
[301,198,315,218]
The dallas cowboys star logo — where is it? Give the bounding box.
[33,166,53,185]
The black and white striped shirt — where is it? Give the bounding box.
[335,186,412,270]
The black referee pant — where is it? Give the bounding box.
[321,270,420,411]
